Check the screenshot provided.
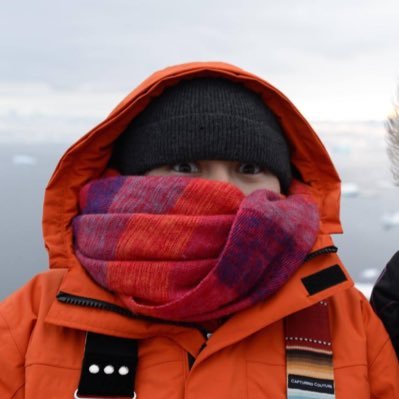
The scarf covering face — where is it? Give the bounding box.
[73,176,320,322]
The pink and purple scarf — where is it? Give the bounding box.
[73,176,319,322]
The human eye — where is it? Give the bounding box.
[171,162,200,174]
[238,163,263,175]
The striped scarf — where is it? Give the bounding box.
[73,176,319,322]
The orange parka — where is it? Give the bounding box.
[1,62,398,399]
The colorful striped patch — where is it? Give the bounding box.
[285,301,335,398]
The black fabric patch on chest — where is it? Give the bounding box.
[302,265,347,295]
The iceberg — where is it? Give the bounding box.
[12,154,37,166]
[381,212,399,229]
[341,182,360,198]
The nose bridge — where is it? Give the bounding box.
[205,161,232,183]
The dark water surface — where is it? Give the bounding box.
[0,143,68,298]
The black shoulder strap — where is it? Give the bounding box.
[75,332,138,399]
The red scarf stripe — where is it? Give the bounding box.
[170,178,243,215]
[115,215,234,260]
[110,259,216,300]
[107,260,171,302]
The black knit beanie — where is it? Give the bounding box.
[112,77,292,192]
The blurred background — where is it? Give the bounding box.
[1,0,398,299]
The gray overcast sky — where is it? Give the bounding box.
[1,0,399,137]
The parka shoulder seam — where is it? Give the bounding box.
[369,337,394,368]
[25,362,80,371]
[333,363,367,370]
[11,383,25,399]
[245,360,284,367]
[0,309,24,361]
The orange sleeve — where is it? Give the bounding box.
[0,271,64,399]
[362,295,399,398]
[0,295,30,398]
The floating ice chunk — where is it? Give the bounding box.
[381,212,399,229]
[341,183,360,198]
[360,268,380,280]
[355,283,373,299]
[332,143,352,155]
[357,189,378,199]
[377,180,396,190]
[12,154,37,166]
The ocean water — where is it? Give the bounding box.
[0,143,68,298]
[0,121,398,299]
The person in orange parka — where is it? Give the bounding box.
[0,62,398,399]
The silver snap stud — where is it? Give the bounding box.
[88,364,100,374]
[104,365,115,375]
[118,366,129,376]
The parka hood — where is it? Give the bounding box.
[43,61,342,269]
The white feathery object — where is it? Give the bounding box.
[387,90,399,186]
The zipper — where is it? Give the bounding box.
[56,291,209,336]
[304,245,338,262]
[57,292,133,317]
